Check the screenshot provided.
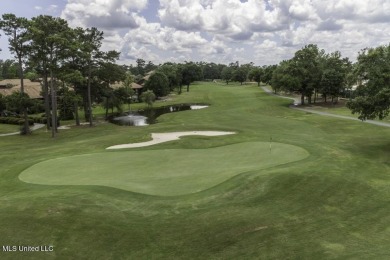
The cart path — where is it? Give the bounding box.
[0,123,45,137]
[261,87,390,128]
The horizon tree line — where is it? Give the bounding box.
[1,13,388,136]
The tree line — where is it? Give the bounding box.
[1,13,388,137]
[268,43,389,120]
[270,44,353,105]
[0,14,125,137]
[0,13,260,138]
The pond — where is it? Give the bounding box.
[111,104,209,126]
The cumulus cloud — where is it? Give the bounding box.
[121,45,159,62]
[61,0,148,28]
[317,19,343,31]
[124,18,208,53]
[314,0,390,23]
[199,38,231,56]
[58,0,390,65]
[118,17,212,63]
[254,39,295,65]
[158,0,288,40]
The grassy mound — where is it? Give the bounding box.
[19,142,308,196]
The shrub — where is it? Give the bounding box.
[140,90,156,107]
[0,116,34,126]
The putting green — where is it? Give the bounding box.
[19,142,309,196]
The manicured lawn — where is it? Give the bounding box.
[0,82,389,259]
[301,100,390,123]
[0,123,19,134]
[19,142,308,196]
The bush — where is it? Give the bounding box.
[140,90,156,107]
[0,117,34,126]
[29,99,45,114]
[144,71,170,97]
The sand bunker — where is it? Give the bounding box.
[106,131,236,149]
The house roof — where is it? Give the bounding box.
[142,70,155,81]
[0,78,145,99]
[0,79,42,99]
[130,82,143,89]
[110,82,144,90]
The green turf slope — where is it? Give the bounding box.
[19,142,308,196]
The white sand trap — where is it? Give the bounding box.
[58,125,71,130]
[106,131,236,149]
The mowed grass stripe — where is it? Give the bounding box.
[19,142,309,196]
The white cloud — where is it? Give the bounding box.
[254,39,295,65]
[288,0,318,21]
[158,0,288,40]
[58,0,390,65]
[100,31,124,53]
[123,18,207,53]
[199,38,231,56]
[314,0,390,23]
[122,45,159,63]
[61,0,148,28]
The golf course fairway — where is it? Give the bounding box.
[2,82,389,259]
[19,142,309,196]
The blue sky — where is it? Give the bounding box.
[1,0,390,66]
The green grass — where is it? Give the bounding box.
[19,142,308,196]
[0,123,19,134]
[0,82,389,259]
[302,100,390,123]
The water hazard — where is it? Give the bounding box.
[111,104,209,126]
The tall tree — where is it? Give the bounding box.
[262,64,277,85]
[58,86,77,120]
[319,52,350,103]
[144,61,157,73]
[97,62,126,116]
[347,44,390,120]
[102,87,128,117]
[248,67,264,86]
[221,66,233,85]
[136,58,146,76]
[202,62,221,81]
[232,66,247,85]
[181,62,202,92]
[271,60,300,94]
[76,27,120,126]
[158,64,180,91]
[291,44,323,105]
[57,69,84,126]
[0,13,31,134]
[145,71,169,97]
[0,59,19,79]
[29,15,50,130]
[240,62,254,80]
[29,15,72,137]
[122,72,135,111]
